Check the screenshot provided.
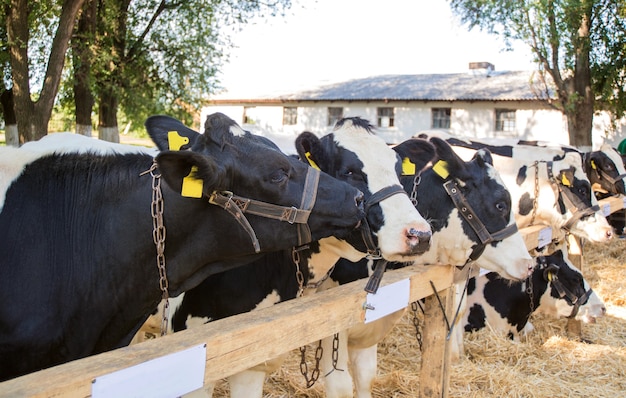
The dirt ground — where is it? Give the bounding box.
[206,236,626,397]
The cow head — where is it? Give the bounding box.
[402,138,532,280]
[295,117,435,262]
[145,113,366,252]
[534,249,606,323]
[584,144,626,195]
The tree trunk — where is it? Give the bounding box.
[7,0,85,142]
[567,4,594,150]
[0,89,19,146]
[98,88,120,143]
[73,0,97,137]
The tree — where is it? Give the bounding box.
[6,0,85,143]
[449,0,626,149]
[68,0,293,142]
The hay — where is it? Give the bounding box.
[215,238,626,397]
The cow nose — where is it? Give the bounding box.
[355,191,365,210]
[606,229,614,240]
[408,228,432,254]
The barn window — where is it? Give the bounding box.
[283,107,298,125]
[431,108,451,129]
[495,109,516,133]
[243,106,257,125]
[377,107,395,128]
[328,107,343,126]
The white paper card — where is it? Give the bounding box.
[603,203,612,216]
[92,344,206,398]
[537,227,552,248]
[364,278,410,324]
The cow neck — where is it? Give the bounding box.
[544,161,600,231]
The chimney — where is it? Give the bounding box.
[468,62,495,76]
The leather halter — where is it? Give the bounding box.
[537,258,594,318]
[359,184,409,257]
[443,179,519,263]
[359,184,411,294]
[583,152,626,194]
[209,167,321,252]
[545,162,600,231]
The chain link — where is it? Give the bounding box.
[144,162,170,336]
[299,340,323,388]
[409,174,421,207]
[410,301,424,351]
[529,161,539,226]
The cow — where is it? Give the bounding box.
[139,117,437,397]
[0,112,367,381]
[462,247,606,341]
[318,138,535,398]
[416,132,614,244]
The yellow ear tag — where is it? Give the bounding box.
[561,174,572,187]
[591,160,597,170]
[547,272,554,282]
[181,166,203,198]
[304,151,321,171]
[402,157,416,176]
[168,131,190,151]
[432,160,449,179]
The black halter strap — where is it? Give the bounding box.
[209,167,321,252]
[545,162,600,231]
[443,179,519,265]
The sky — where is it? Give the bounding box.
[216,0,536,97]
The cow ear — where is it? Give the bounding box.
[426,137,468,180]
[559,169,576,187]
[542,263,560,281]
[145,115,200,151]
[393,138,436,176]
[295,131,323,170]
[472,149,494,167]
[155,151,222,198]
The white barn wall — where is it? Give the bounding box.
[201,102,626,150]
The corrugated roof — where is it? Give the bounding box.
[211,70,553,103]
[280,71,547,101]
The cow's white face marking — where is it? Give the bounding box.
[229,125,246,137]
[332,122,431,261]
[0,134,152,213]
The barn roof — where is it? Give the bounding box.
[210,70,553,103]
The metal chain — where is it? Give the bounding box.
[529,161,539,226]
[409,174,421,207]
[299,340,323,388]
[144,162,170,336]
[293,248,305,298]
[526,273,535,314]
[410,301,424,351]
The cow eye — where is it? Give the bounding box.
[495,201,507,212]
[271,170,288,184]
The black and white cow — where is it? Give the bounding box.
[0,113,367,381]
[317,138,535,398]
[417,132,614,244]
[514,140,626,196]
[143,117,437,397]
[462,248,606,340]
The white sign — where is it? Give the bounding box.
[92,344,206,398]
[537,227,552,248]
[364,278,410,323]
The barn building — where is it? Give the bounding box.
[202,62,625,153]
